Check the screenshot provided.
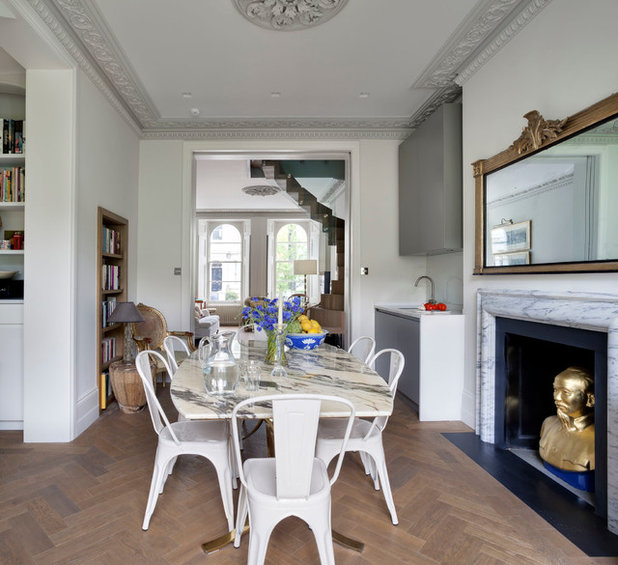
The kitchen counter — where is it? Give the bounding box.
[374,303,462,319]
[375,304,464,421]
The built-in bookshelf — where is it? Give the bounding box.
[97,207,128,412]
[0,93,25,277]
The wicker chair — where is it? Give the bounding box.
[131,303,194,387]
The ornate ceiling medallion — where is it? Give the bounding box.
[242,185,281,196]
[233,0,349,31]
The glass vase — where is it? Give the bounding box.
[266,329,286,365]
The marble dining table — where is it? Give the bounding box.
[170,340,394,554]
[170,340,393,421]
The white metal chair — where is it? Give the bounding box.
[135,350,235,532]
[232,394,355,565]
[163,334,191,375]
[315,348,405,525]
[347,336,376,364]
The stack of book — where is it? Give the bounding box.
[102,297,118,327]
[102,264,120,291]
[0,167,25,202]
[1,119,24,154]
[102,227,121,254]
[101,336,117,364]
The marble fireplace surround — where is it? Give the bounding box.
[476,288,618,534]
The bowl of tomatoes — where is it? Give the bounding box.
[424,302,448,312]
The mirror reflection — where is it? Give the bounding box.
[484,116,618,267]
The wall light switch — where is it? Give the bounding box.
[360,267,369,275]
[174,267,181,276]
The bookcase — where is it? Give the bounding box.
[97,207,128,412]
[0,90,25,281]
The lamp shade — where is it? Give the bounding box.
[294,259,318,276]
[108,301,144,324]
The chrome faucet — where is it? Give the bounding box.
[414,275,436,304]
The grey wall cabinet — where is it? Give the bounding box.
[399,103,462,255]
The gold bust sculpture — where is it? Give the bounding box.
[539,367,594,472]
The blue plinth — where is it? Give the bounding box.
[544,461,595,492]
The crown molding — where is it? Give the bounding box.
[407,84,462,130]
[455,0,552,86]
[413,0,525,89]
[141,127,412,141]
[31,0,549,136]
[25,0,142,133]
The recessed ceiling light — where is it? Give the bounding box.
[182,92,192,98]
[359,92,370,98]
[190,108,200,116]
[271,92,281,98]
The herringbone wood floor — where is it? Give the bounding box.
[0,392,615,565]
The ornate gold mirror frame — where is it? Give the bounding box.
[473,92,618,274]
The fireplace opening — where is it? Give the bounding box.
[494,317,607,518]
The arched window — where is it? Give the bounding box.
[207,223,242,302]
[275,223,308,296]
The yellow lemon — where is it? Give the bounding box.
[310,320,321,330]
[298,314,308,322]
[308,328,321,333]
[301,320,312,332]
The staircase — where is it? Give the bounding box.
[256,160,345,342]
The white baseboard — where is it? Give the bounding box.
[461,388,476,430]
[0,420,23,430]
[75,388,99,438]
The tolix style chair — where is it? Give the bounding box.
[135,350,235,532]
[315,348,405,525]
[232,393,355,565]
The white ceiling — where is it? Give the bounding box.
[31,0,538,135]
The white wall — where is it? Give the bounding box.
[137,138,428,342]
[461,0,618,426]
[23,69,75,441]
[74,70,140,436]
[356,139,428,334]
[137,141,185,329]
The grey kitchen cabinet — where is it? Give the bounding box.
[375,308,420,406]
[399,102,462,255]
[375,305,464,421]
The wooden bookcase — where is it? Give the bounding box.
[96,207,128,412]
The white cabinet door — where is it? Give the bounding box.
[0,324,23,427]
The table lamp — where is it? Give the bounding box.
[294,259,318,305]
[108,301,144,362]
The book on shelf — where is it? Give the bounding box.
[0,167,25,202]
[0,119,24,154]
[102,264,121,291]
[102,296,118,328]
[102,227,121,254]
[101,336,117,364]
[99,371,111,409]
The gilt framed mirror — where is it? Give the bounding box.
[473,92,618,274]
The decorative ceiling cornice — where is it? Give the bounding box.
[413,0,524,89]
[454,0,552,86]
[407,0,551,128]
[24,0,142,133]
[406,85,462,129]
[27,0,550,138]
[141,128,412,141]
[232,0,349,31]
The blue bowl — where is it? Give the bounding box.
[285,331,327,350]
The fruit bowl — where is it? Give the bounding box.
[285,330,328,350]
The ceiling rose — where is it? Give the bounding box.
[242,184,282,196]
[233,0,349,31]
